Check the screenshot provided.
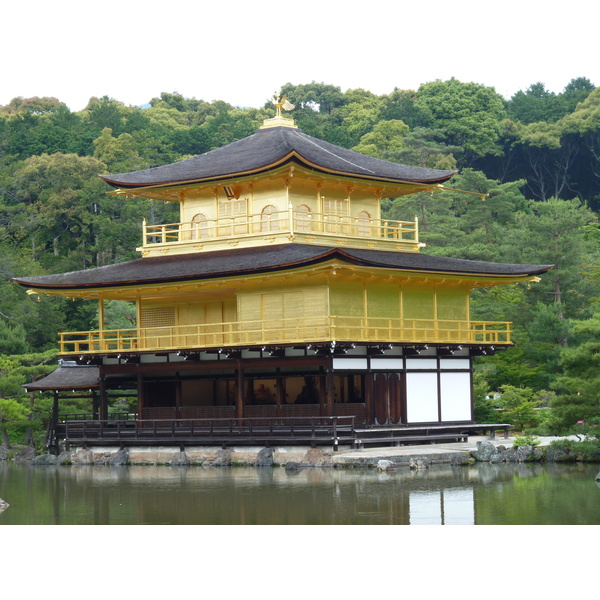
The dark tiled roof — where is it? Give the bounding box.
[23,364,99,390]
[13,245,553,290]
[101,126,457,188]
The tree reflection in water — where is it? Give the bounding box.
[0,462,598,525]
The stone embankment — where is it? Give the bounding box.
[1,436,596,469]
[1,445,335,468]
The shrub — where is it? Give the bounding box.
[513,434,541,448]
[548,438,600,462]
[496,385,545,430]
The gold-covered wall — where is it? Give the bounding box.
[329,280,469,322]
[177,171,385,231]
[137,275,469,335]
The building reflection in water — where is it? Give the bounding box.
[0,461,597,525]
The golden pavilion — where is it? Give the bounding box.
[15,107,551,449]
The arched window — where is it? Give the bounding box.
[356,210,371,237]
[190,213,209,239]
[295,204,312,232]
[261,205,280,232]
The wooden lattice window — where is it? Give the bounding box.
[218,197,247,235]
[322,197,349,217]
[140,306,176,329]
[218,198,246,219]
[322,198,349,233]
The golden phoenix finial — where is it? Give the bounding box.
[273,93,295,117]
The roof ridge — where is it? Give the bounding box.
[292,130,377,175]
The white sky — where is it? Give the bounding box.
[2,0,597,112]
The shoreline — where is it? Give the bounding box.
[3,435,597,468]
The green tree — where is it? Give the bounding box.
[93,128,143,172]
[379,89,426,129]
[496,385,545,431]
[502,87,600,204]
[550,314,600,432]
[0,397,29,447]
[84,96,128,135]
[0,102,83,160]
[336,88,383,148]
[170,126,211,157]
[384,170,529,256]
[505,197,599,321]
[0,319,30,354]
[10,152,107,270]
[414,78,507,159]
[352,119,409,158]
[559,77,595,114]
[1,96,67,116]
[0,350,58,447]
[507,79,594,125]
[387,127,460,170]
[103,300,137,330]
[508,82,562,124]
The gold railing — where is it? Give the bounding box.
[59,316,511,354]
[142,209,419,246]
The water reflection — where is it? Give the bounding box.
[0,461,598,525]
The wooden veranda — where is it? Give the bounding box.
[51,414,511,454]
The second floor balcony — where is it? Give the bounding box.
[59,316,511,355]
[138,208,422,256]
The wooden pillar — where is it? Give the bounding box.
[469,359,475,422]
[365,372,374,425]
[99,376,108,421]
[325,369,334,417]
[137,372,144,420]
[52,390,60,455]
[91,390,99,420]
[436,355,442,423]
[98,299,105,351]
[276,376,284,419]
[175,373,182,419]
[236,363,244,420]
[400,371,407,425]
[318,375,326,417]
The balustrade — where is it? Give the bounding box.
[141,209,419,248]
[59,316,511,354]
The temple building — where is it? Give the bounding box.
[15,103,552,448]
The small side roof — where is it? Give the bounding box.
[100,126,457,189]
[23,363,100,391]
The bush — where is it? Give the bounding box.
[548,438,600,462]
[513,434,541,448]
[496,385,544,430]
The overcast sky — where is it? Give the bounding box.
[2,0,597,112]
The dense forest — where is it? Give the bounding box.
[1,77,599,447]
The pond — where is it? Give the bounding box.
[1,461,598,525]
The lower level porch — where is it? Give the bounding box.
[51,415,510,453]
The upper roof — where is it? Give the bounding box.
[13,244,553,292]
[100,125,457,189]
